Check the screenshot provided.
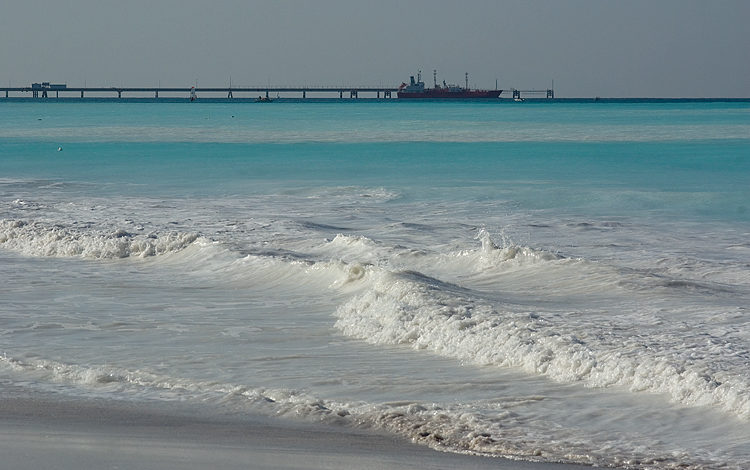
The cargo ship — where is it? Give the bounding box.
[398,70,502,99]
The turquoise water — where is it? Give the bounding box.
[2,101,750,469]
[2,102,748,216]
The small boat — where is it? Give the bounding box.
[255,96,273,102]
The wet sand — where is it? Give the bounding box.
[0,393,593,470]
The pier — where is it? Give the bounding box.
[1,81,556,101]
[1,84,399,100]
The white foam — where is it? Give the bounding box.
[333,268,750,421]
[449,229,564,273]
[313,233,383,266]
[0,219,199,259]
[0,352,723,469]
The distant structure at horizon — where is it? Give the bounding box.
[1,74,748,101]
[1,71,556,101]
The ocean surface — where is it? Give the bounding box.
[1,100,749,469]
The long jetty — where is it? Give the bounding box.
[0,85,400,100]
[0,83,556,101]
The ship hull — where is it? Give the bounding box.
[398,90,502,99]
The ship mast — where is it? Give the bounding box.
[465,72,468,89]
[433,70,437,88]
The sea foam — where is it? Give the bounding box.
[0,352,718,469]
[333,264,750,420]
[0,219,199,259]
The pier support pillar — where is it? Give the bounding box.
[81,90,84,98]
[266,90,270,98]
[339,91,343,99]
[303,90,306,99]
[547,89,554,99]
[5,90,8,98]
[384,91,391,98]
[42,90,47,98]
[512,89,520,100]
[377,91,380,98]
[350,90,358,99]
[56,91,59,98]
[228,89,233,99]
[155,90,158,98]
[117,90,122,99]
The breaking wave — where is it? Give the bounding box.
[333,266,750,421]
[0,219,200,259]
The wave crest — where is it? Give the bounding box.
[475,229,562,265]
[0,219,200,259]
[333,270,750,420]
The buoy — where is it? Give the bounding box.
[57,146,63,152]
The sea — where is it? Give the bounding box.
[1,99,749,469]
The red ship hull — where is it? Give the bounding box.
[398,89,502,99]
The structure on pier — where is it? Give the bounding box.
[511,88,554,100]
[30,82,67,98]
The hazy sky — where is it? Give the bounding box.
[2,0,748,97]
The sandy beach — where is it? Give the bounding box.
[0,390,592,470]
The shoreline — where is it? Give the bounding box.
[0,389,593,470]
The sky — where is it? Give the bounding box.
[2,0,749,97]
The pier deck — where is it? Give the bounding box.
[0,86,400,100]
